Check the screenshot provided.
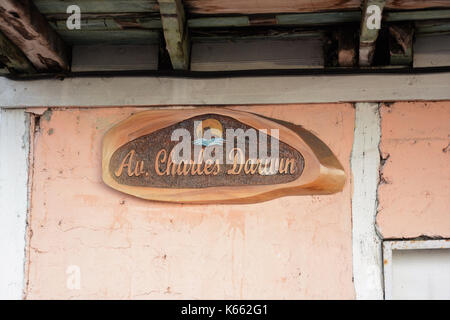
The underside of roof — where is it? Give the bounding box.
[0,0,450,77]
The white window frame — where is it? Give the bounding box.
[383,239,450,300]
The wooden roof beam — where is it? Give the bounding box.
[0,31,35,74]
[157,0,190,70]
[0,0,69,72]
[359,0,386,66]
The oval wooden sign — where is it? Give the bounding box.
[102,108,346,204]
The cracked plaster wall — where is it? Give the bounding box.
[377,101,450,239]
[25,104,356,299]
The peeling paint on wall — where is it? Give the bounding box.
[377,101,450,239]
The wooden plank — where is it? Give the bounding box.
[49,17,162,30]
[71,45,159,71]
[191,38,324,71]
[389,23,414,66]
[189,16,250,28]
[0,31,35,74]
[184,0,361,15]
[189,11,361,28]
[0,0,69,71]
[34,0,159,14]
[56,30,160,45]
[386,0,450,10]
[188,10,450,29]
[0,109,30,299]
[385,9,450,22]
[158,0,190,70]
[359,0,386,66]
[415,19,450,34]
[191,29,323,43]
[184,0,450,15]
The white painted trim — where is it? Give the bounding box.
[0,109,30,299]
[1,72,450,107]
[383,240,450,300]
[351,103,384,300]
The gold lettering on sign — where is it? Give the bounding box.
[155,149,167,176]
[114,150,146,177]
[120,147,296,178]
[155,148,222,177]
[227,148,244,175]
[279,158,296,174]
[226,148,296,175]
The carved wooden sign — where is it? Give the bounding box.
[102,108,345,204]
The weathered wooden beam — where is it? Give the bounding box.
[191,30,323,43]
[415,19,450,35]
[0,0,69,72]
[385,9,450,22]
[385,0,450,10]
[189,16,250,28]
[157,0,190,70]
[34,0,159,14]
[189,11,361,28]
[0,31,35,74]
[184,0,361,15]
[187,9,450,30]
[49,17,162,31]
[389,23,414,66]
[359,0,386,66]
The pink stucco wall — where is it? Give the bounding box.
[377,101,450,238]
[25,104,355,299]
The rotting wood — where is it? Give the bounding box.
[33,0,160,14]
[359,0,386,66]
[42,10,450,32]
[0,0,69,71]
[157,0,190,70]
[389,23,414,65]
[184,0,361,15]
[385,0,450,10]
[0,31,35,74]
[184,0,450,15]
